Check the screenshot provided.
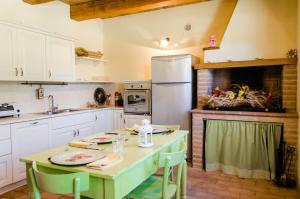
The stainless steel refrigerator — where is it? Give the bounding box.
[151,54,198,161]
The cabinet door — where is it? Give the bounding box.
[94,111,105,133]
[113,109,125,130]
[0,23,16,80]
[0,155,12,188]
[94,110,113,133]
[76,123,95,140]
[46,36,75,82]
[11,119,50,183]
[17,30,46,81]
[51,127,77,148]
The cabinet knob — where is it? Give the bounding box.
[95,115,98,121]
[77,129,80,136]
[49,70,52,78]
[30,121,39,125]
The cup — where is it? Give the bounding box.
[112,134,125,154]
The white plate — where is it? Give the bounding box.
[50,150,105,166]
[82,137,113,144]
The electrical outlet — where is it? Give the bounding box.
[36,88,44,99]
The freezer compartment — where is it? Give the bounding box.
[151,55,192,83]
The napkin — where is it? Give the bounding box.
[68,141,94,149]
[87,154,123,170]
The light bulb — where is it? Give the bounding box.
[160,37,170,48]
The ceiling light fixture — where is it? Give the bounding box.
[160,37,170,48]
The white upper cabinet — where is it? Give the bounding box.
[0,21,75,82]
[46,36,75,82]
[17,29,46,81]
[0,23,16,80]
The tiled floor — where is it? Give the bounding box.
[1,167,298,199]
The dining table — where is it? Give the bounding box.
[20,128,188,199]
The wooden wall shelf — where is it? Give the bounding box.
[203,46,220,51]
[194,58,297,69]
[76,56,108,63]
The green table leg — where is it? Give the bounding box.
[25,163,35,199]
[181,160,187,199]
[105,179,123,199]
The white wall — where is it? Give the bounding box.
[0,83,115,114]
[0,0,113,113]
[205,0,297,62]
[103,0,223,82]
[103,0,297,82]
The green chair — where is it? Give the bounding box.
[127,142,187,199]
[28,161,89,199]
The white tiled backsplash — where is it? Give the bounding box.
[0,83,120,114]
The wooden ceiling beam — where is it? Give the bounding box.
[23,0,54,4]
[70,0,210,21]
[59,0,91,5]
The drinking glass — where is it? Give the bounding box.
[112,134,125,154]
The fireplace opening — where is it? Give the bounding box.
[203,66,285,112]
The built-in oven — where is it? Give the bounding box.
[124,81,151,114]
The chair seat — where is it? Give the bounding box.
[127,176,177,199]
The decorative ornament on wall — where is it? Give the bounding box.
[209,35,217,47]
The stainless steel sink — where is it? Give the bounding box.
[41,108,83,115]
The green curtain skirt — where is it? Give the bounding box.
[205,119,282,180]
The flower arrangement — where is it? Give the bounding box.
[203,84,281,111]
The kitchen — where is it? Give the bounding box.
[0,0,299,198]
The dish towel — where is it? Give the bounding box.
[87,154,123,170]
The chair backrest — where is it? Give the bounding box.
[29,162,89,198]
[159,141,186,199]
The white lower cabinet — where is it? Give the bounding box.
[76,123,94,140]
[51,126,77,148]
[0,108,125,189]
[94,109,113,133]
[124,115,152,128]
[51,123,95,148]
[11,119,50,183]
[113,109,125,130]
[0,155,12,188]
[51,112,97,148]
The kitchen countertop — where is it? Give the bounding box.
[0,106,124,125]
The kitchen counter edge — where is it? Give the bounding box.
[0,106,124,125]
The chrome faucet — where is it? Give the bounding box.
[48,95,58,113]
